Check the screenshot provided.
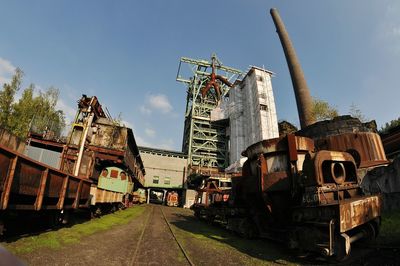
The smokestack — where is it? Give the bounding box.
[270,8,315,129]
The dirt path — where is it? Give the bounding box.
[8,204,399,265]
[16,207,150,266]
[132,205,189,265]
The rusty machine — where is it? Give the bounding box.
[60,95,145,213]
[192,8,387,259]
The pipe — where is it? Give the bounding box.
[270,8,315,128]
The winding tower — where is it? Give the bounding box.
[176,54,242,174]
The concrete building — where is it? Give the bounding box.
[139,146,196,207]
[212,66,279,172]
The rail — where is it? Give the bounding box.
[130,205,194,266]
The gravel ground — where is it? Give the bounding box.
[4,204,400,266]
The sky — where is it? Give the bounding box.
[1,1,399,151]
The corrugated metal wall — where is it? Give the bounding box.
[25,145,62,169]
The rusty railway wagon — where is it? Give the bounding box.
[0,144,92,234]
[0,95,145,233]
[192,8,387,259]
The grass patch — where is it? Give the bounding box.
[3,206,146,255]
[171,218,295,265]
[377,210,400,245]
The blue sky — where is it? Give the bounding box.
[1,1,399,151]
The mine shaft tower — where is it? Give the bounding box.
[177,54,242,173]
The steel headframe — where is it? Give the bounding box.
[176,54,242,173]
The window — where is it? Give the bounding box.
[120,172,127,181]
[153,176,159,184]
[260,104,268,111]
[110,169,119,178]
[164,177,171,185]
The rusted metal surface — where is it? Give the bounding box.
[200,56,233,101]
[304,150,357,186]
[339,195,381,232]
[0,144,91,211]
[78,95,107,119]
[60,97,145,187]
[270,8,315,129]
[321,132,388,169]
[380,125,400,159]
[0,127,26,154]
[90,185,123,204]
[242,135,314,159]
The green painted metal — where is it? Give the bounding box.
[177,54,242,171]
[98,166,134,194]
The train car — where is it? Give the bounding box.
[59,95,146,213]
[132,188,147,204]
[0,95,146,233]
[166,191,179,207]
[0,143,92,234]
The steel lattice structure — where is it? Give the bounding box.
[176,54,242,173]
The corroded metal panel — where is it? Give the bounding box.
[323,132,388,169]
[339,195,381,232]
[242,135,314,159]
[0,128,26,153]
[90,185,123,204]
[0,144,92,211]
[90,119,128,150]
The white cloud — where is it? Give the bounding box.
[134,134,153,147]
[56,98,76,125]
[139,105,152,115]
[0,57,16,85]
[148,94,173,113]
[140,93,173,115]
[145,128,156,138]
[121,120,134,129]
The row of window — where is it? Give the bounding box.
[153,176,171,185]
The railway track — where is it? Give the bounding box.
[130,205,195,266]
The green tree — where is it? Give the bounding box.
[311,97,339,122]
[0,68,66,139]
[28,87,66,138]
[9,84,35,137]
[0,68,23,129]
[380,117,400,134]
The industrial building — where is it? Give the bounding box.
[139,146,196,207]
[141,54,280,207]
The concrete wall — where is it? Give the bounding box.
[140,151,187,189]
[226,67,279,165]
[362,156,400,211]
